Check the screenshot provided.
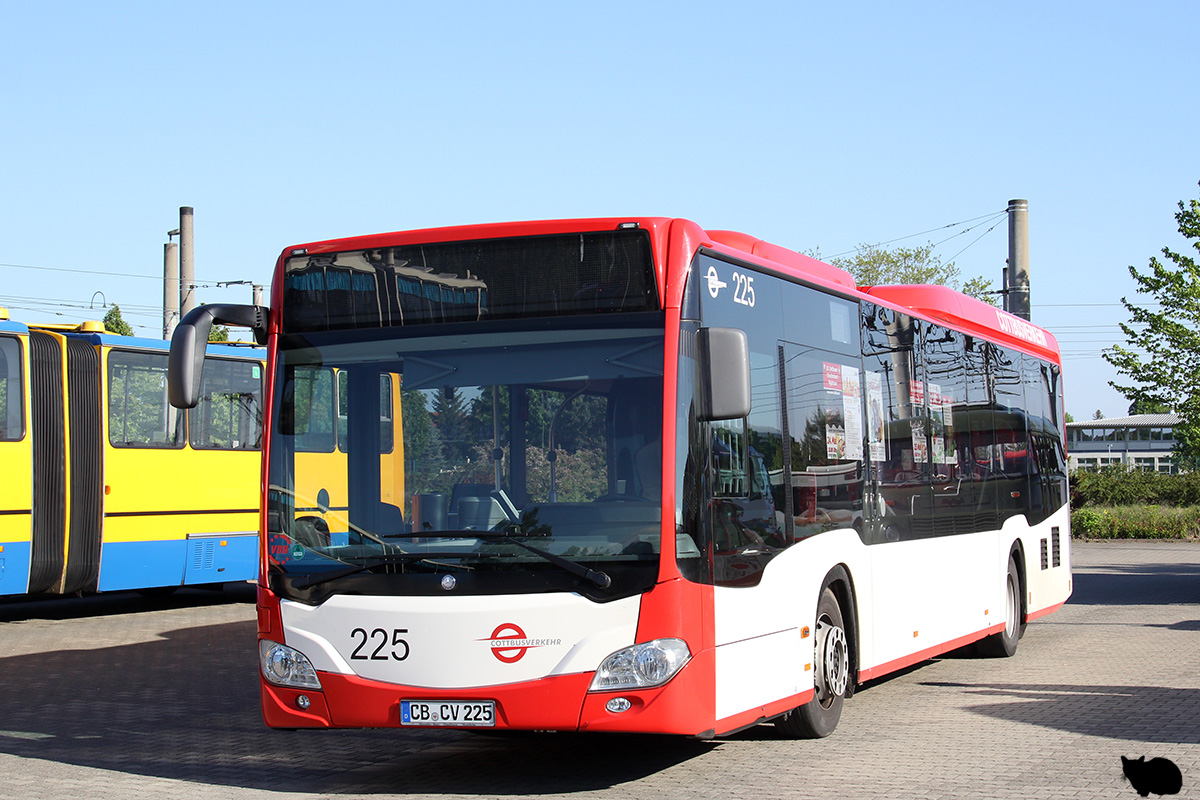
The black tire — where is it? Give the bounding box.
[977,556,1021,658]
[777,586,850,738]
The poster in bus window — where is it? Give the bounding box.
[929,382,946,464]
[866,371,885,462]
[841,364,863,462]
[909,379,925,407]
[941,390,957,465]
[826,424,846,460]
[911,419,928,464]
[823,362,841,393]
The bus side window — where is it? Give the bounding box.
[108,350,184,449]
[781,342,865,544]
[190,358,263,450]
[0,337,23,441]
[861,305,918,543]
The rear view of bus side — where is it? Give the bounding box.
[171,217,1070,739]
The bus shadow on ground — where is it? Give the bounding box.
[1068,561,1200,606]
[920,681,1200,744]
[0,582,256,623]
[0,622,712,793]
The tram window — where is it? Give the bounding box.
[108,350,183,448]
[0,337,23,441]
[190,358,263,450]
[337,372,395,454]
[285,367,335,453]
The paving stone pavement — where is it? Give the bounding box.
[0,540,1197,799]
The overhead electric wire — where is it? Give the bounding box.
[0,259,248,289]
[825,208,1003,257]
[939,215,1007,265]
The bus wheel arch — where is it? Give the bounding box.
[776,565,858,738]
[1009,540,1029,638]
[977,545,1025,658]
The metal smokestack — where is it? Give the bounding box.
[1007,199,1030,321]
[163,233,179,339]
[180,206,195,318]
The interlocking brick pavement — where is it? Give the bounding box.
[0,541,1197,799]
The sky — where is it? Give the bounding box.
[3,1,1198,421]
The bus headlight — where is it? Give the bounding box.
[259,639,322,689]
[590,638,691,691]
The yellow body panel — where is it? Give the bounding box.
[293,373,405,531]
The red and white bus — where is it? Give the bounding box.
[169,217,1070,738]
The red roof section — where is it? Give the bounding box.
[273,217,1058,363]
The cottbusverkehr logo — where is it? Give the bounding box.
[481,623,562,663]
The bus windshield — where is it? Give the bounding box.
[267,316,665,603]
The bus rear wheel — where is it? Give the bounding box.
[977,556,1021,658]
[777,586,849,738]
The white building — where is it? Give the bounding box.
[1065,413,1180,472]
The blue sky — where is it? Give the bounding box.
[3,1,1198,419]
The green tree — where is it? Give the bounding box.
[1129,399,1171,416]
[1105,182,1200,462]
[433,386,470,463]
[828,242,996,304]
[102,305,133,335]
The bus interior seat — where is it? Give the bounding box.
[447,483,493,528]
[292,515,330,549]
[378,502,405,534]
[634,440,660,498]
[457,496,507,530]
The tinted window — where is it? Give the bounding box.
[862,305,922,542]
[680,253,863,586]
[284,367,336,452]
[189,358,263,450]
[282,230,658,332]
[108,350,183,448]
[781,342,865,542]
[0,336,23,441]
[862,306,1068,540]
[337,372,395,454]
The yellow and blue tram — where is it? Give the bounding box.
[0,310,263,595]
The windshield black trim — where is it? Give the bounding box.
[270,561,657,606]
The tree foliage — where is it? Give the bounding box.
[827,242,996,304]
[1129,399,1171,416]
[1105,182,1200,462]
[102,305,134,335]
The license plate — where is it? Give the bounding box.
[401,700,496,727]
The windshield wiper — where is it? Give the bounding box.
[291,552,468,590]
[487,532,612,589]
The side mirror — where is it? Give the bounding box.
[695,327,751,421]
[168,304,268,409]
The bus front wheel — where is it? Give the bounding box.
[777,586,849,738]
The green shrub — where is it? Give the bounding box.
[1070,466,1200,509]
[1071,507,1114,537]
[1071,505,1200,539]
